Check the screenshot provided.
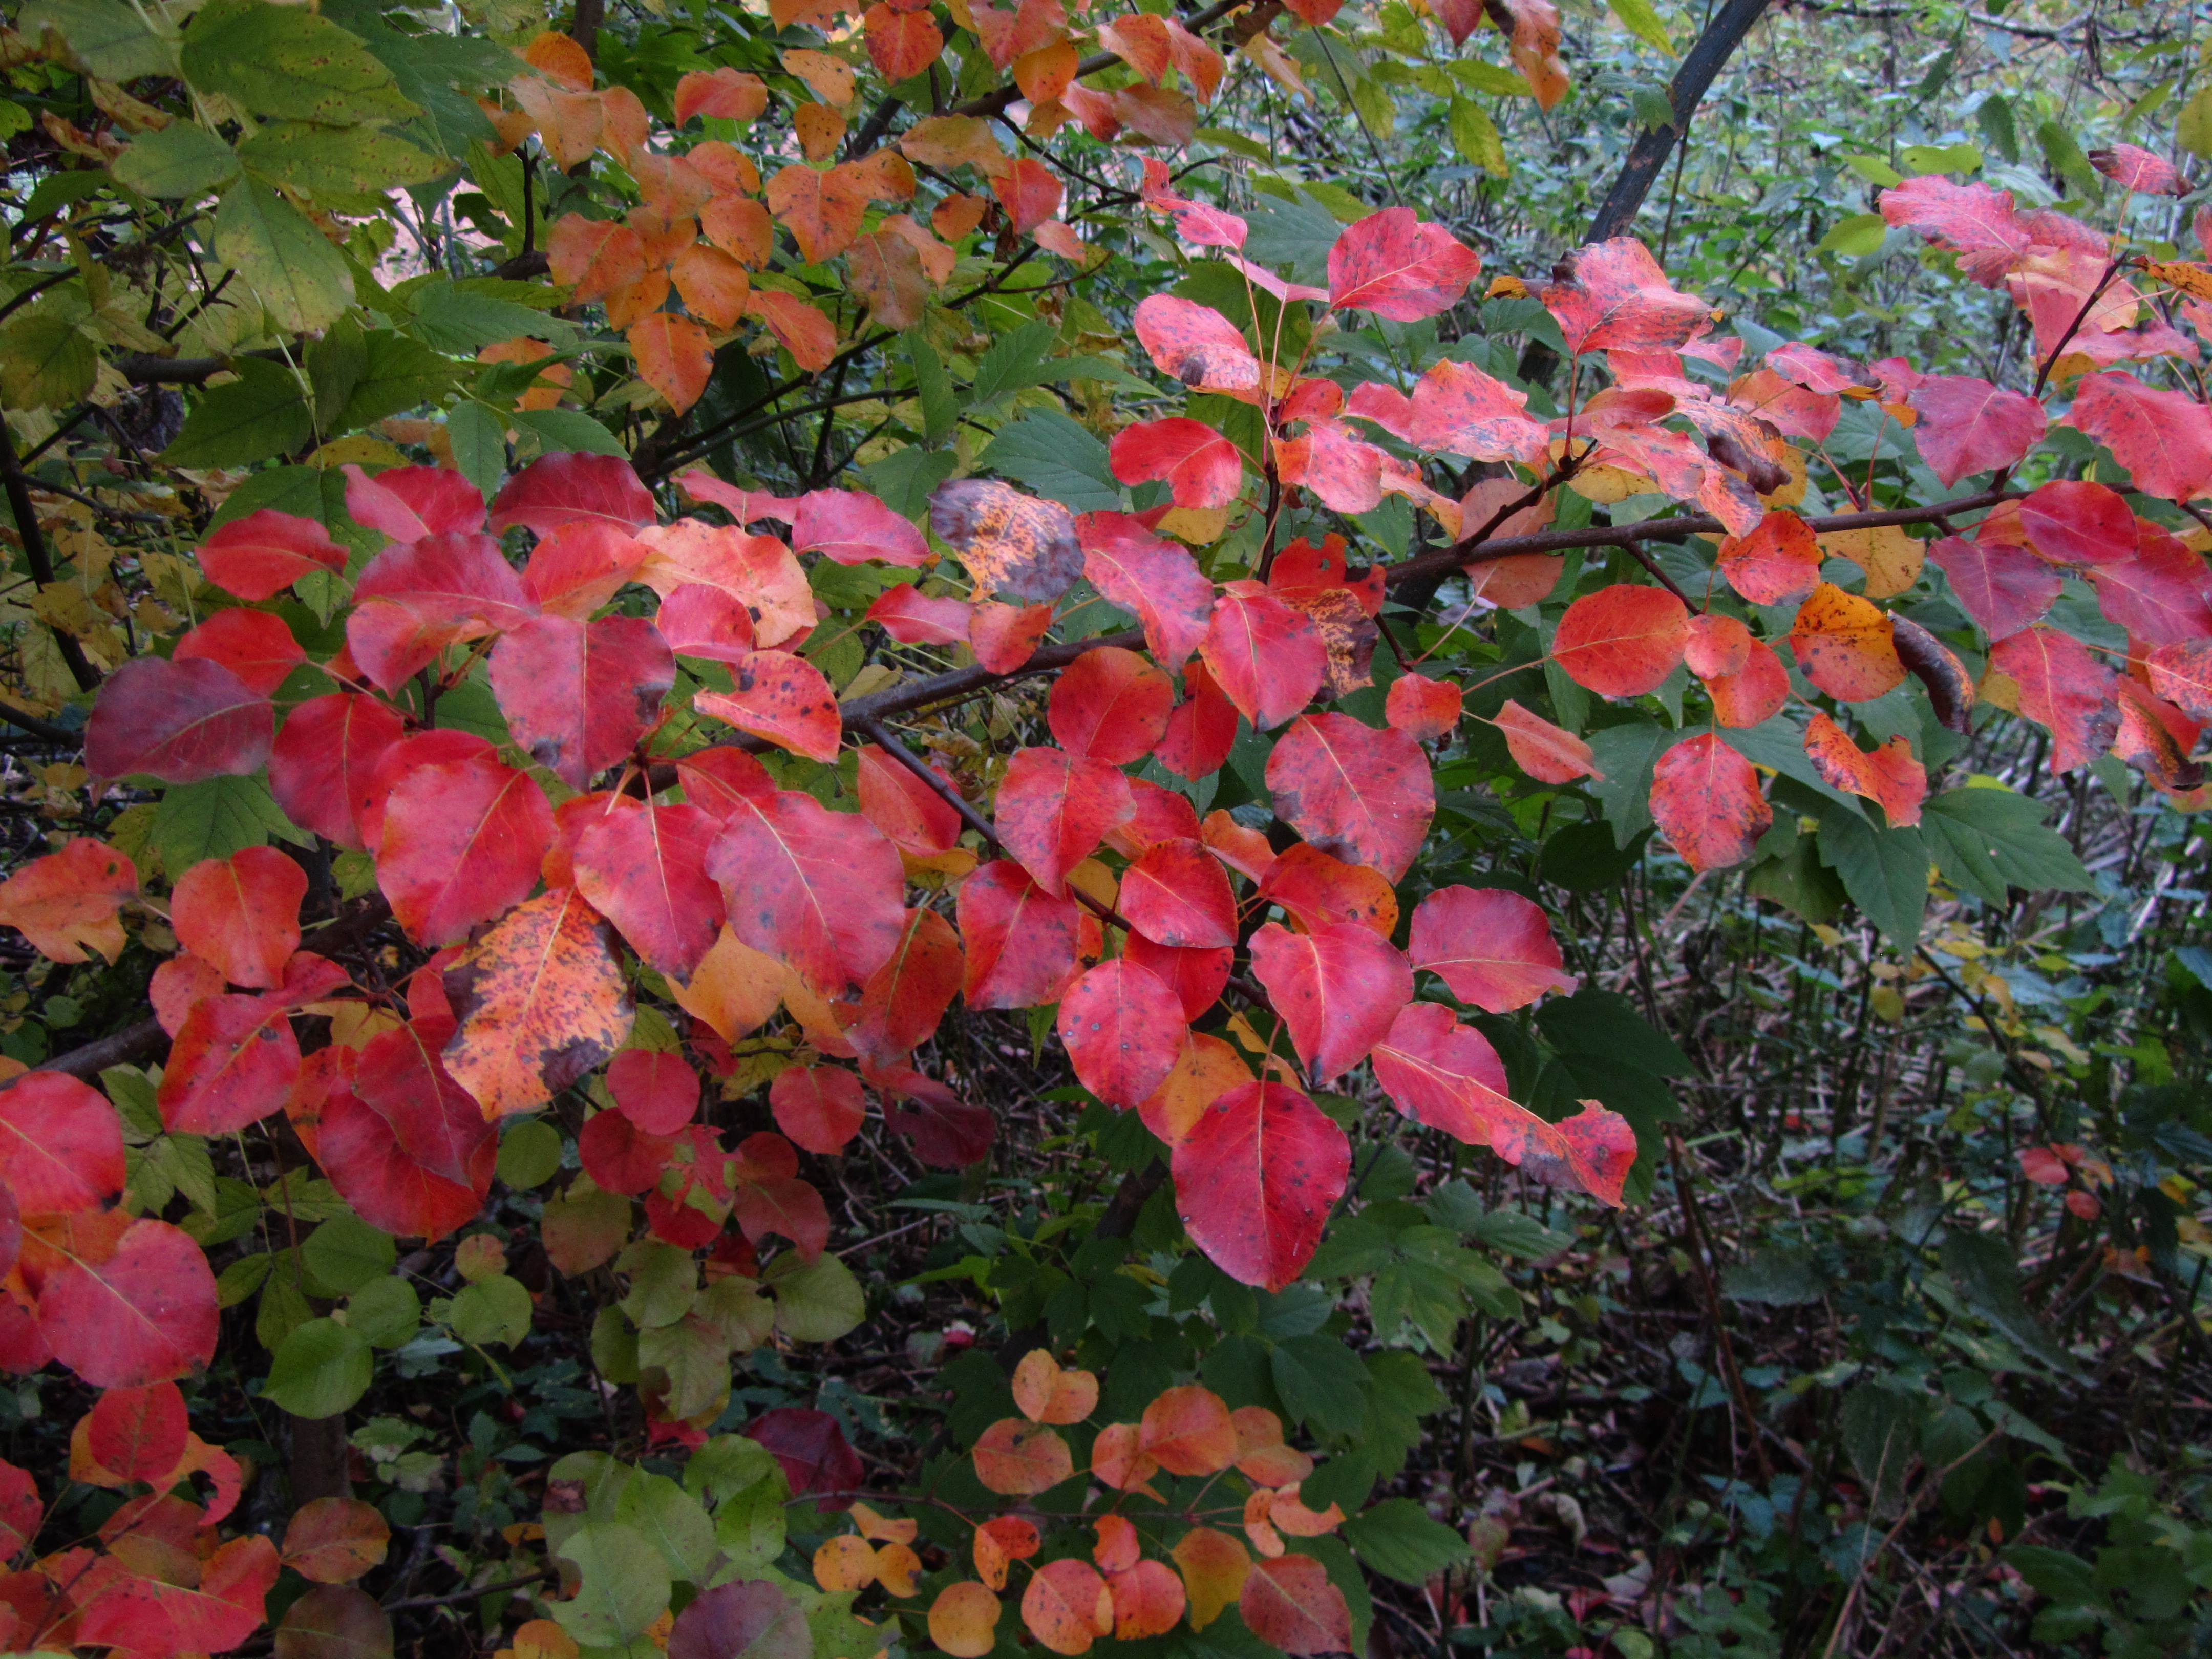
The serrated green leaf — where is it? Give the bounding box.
[113,122,239,199]
[150,774,309,875]
[1605,0,1674,55]
[1920,785,2094,907]
[1818,212,1890,256]
[213,179,355,333]
[977,408,1120,513]
[0,310,97,411]
[1816,810,1928,950]
[182,0,419,124]
[238,120,446,201]
[1448,97,1508,178]
[511,407,626,456]
[1344,1497,1472,1585]
[553,1525,671,1647]
[20,0,177,80]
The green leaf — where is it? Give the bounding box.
[620,1242,698,1330]
[1842,153,1904,187]
[713,1475,790,1571]
[1939,1229,2078,1375]
[2179,84,2212,160]
[332,331,456,433]
[1271,1334,1370,1436]
[1816,810,1928,950]
[447,1272,532,1347]
[1919,785,2093,907]
[160,357,313,468]
[969,321,1060,405]
[1535,987,1689,1131]
[182,0,419,124]
[1343,1498,1472,1585]
[0,311,97,411]
[19,0,178,80]
[303,1214,396,1294]
[905,329,956,444]
[552,1524,672,1647]
[1722,1246,1826,1305]
[1584,720,1670,845]
[1605,0,1673,55]
[1841,1382,1923,1511]
[615,1471,716,1582]
[511,407,626,456]
[859,444,956,518]
[306,316,367,431]
[238,120,446,203]
[1818,212,1889,257]
[1900,141,1981,176]
[1243,189,1342,285]
[978,408,1120,513]
[686,1434,779,1505]
[113,122,240,199]
[150,775,309,876]
[410,279,564,353]
[1447,97,1508,178]
[496,1118,563,1189]
[1446,59,1530,97]
[345,1277,421,1349]
[265,1316,374,1418]
[213,178,356,334]
[767,1252,864,1343]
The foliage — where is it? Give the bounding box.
[4,0,2212,1655]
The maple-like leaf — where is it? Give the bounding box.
[441,888,632,1117]
[318,1019,496,1240]
[1079,512,1216,668]
[1989,626,2120,772]
[0,1072,124,1212]
[37,1217,218,1388]
[1550,584,1691,697]
[1929,533,2059,640]
[706,790,907,994]
[1803,712,1927,826]
[1109,418,1243,508]
[1540,239,1711,356]
[1265,713,1435,881]
[1326,207,1481,321]
[1174,1081,1349,1291]
[994,746,1135,897]
[1056,959,1186,1107]
[86,657,272,784]
[1249,920,1411,1083]
[2066,371,2212,502]
[1408,886,1577,1012]
[695,650,843,763]
[1907,374,2048,485]
[1650,733,1773,870]
[1048,647,1174,764]
[1119,838,1237,948]
[1789,583,1906,702]
[958,861,1086,1009]
[199,508,349,601]
[929,479,1083,603]
[0,838,136,964]
[376,753,555,947]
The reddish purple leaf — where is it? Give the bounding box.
[488,614,676,788]
[1326,207,1481,321]
[1264,713,1435,882]
[792,489,930,567]
[1929,534,2060,640]
[1172,1081,1348,1291]
[488,451,659,535]
[86,658,273,784]
[1908,375,2048,486]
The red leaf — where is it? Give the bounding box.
[85,658,272,783]
[525,520,649,619]
[490,614,676,788]
[1057,959,1186,1107]
[172,847,304,990]
[352,530,536,632]
[1540,238,1711,356]
[706,790,907,994]
[868,583,972,645]
[0,1072,123,1213]
[37,1218,217,1388]
[1706,640,1791,728]
[357,730,495,852]
[77,1532,278,1655]
[1239,1556,1352,1656]
[269,693,407,852]
[1385,672,1460,740]
[1249,920,1411,1083]
[872,1065,996,1166]
[792,489,929,567]
[2090,526,2212,648]
[1877,175,2032,285]
[1201,582,1326,730]
[1273,417,1389,514]
[1327,207,1481,321]
[1133,294,1261,395]
[929,480,1084,604]
[1371,1002,1634,1205]
[1264,713,1435,882]
[852,906,964,1059]
[489,451,658,535]
[1551,584,1690,697]
[671,1581,810,1659]
[2066,371,2212,502]
[1716,511,1823,607]
[1929,534,2059,640]
[864,4,943,78]
[317,1018,495,1239]
[440,888,632,1118]
[173,608,305,699]
[991,157,1062,235]
[1803,712,1927,827]
[857,745,965,856]
[199,509,348,601]
[157,992,302,1135]
[1048,647,1173,763]
[1907,375,2047,486]
[1650,734,1772,870]
[770,1065,866,1154]
[1409,886,1576,1012]
[970,600,1055,673]
[1256,842,1396,937]
[1078,512,1215,669]
[2113,676,2203,792]
[0,838,135,966]
[343,464,482,543]
[1989,627,2119,772]
[1120,837,1237,948]
[1157,658,1239,779]
[2147,639,2212,720]
[747,1407,864,1505]
[958,861,1085,1009]
[1174,1081,1348,1291]
[574,801,727,980]
[608,1050,698,1135]
[675,747,777,819]
[375,754,555,947]
[994,746,1134,897]
[579,1108,675,1194]
[1022,1555,1110,1654]
[89,1381,188,1482]
[1493,698,1602,783]
[1123,935,1231,1021]
[2089,142,2182,194]
[674,66,768,123]
[2017,479,2136,566]
[1109,418,1243,508]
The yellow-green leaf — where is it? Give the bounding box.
[213,178,355,332]
[1606,0,1674,56]
[113,121,239,199]
[181,0,419,125]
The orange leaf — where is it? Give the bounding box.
[701,194,775,268]
[0,838,135,964]
[973,1516,1039,1590]
[524,31,593,91]
[1803,711,1928,826]
[1171,1528,1249,1630]
[1231,1406,1312,1487]
[439,887,632,1117]
[693,649,842,763]
[1239,1556,1352,1655]
[813,1534,878,1592]
[1092,1515,1140,1574]
[281,1498,390,1585]
[1089,1421,1159,1492]
[671,244,751,330]
[628,313,716,414]
[1109,1560,1185,1639]
[929,1582,1002,1656]
[795,101,846,162]
[1011,1349,1099,1424]
[972,1418,1074,1495]
[1021,1558,1111,1656]
[1136,1031,1250,1146]
[1491,698,1600,784]
[509,75,601,168]
[547,215,645,301]
[782,47,857,105]
[674,67,768,124]
[746,289,840,373]
[767,164,868,263]
[1137,1384,1237,1476]
[1789,582,1906,702]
